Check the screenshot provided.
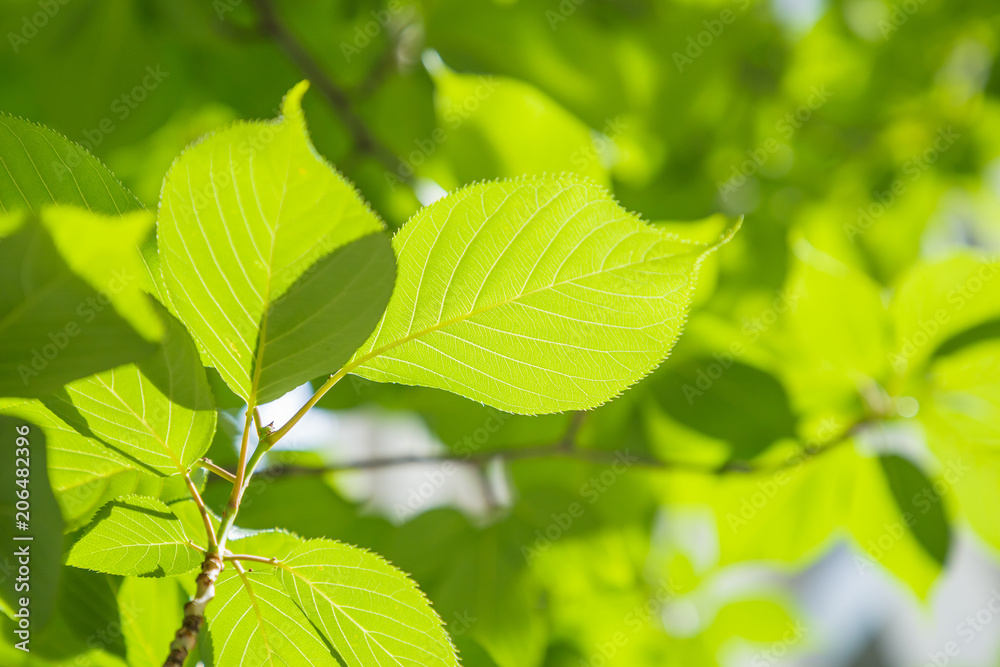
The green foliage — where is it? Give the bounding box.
[0,208,161,397]
[2,1,999,664]
[0,114,142,215]
[157,81,392,404]
[44,305,216,476]
[279,538,457,667]
[352,177,733,413]
[66,495,202,577]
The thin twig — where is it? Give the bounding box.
[252,407,263,436]
[198,458,237,484]
[218,423,859,481]
[229,409,256,512]
[250,0,405,176]
[184,473,219,551]
[266,369,348,447]
[225,553,280,566]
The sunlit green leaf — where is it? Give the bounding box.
[157,81,390,404]
[351,177,736,414]
[0,114,142,215]
[279,537,459,667]
[66,495,202,577]
[43,304,216,476]
[207,532,336,667]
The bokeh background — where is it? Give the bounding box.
[3,0,1000,665]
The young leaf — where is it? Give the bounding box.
[278,538,458,667]
[208,533,335,667]
[879,454,951,565]
[0,207,162,397]
[0,416,63,628]
[43,305,217,476]
[66,495,202,577]
[350,177,737,414]
[157,81,392,404]
[0,114,142,214]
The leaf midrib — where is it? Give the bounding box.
[349,239,710,375]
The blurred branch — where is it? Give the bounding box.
[250,0,405,176]
[211,413,860,481]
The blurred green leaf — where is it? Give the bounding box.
[879,454,951,566]
[0,208,161,398]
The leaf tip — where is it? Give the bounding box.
[282,80,311,120]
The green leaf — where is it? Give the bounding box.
[0,114,142,215]
[920,340,1000,552]
[119,576,186,667]
[0,207,162,397]
[278,538,458,667]
[879,454,951,566]
[428,65,609,187]
[43,304,216,476]
[207,533,336,667]
[351,177,736,414]
[157,81,390,404]
[256,232,395,402]
[66,495,202,577]
[0,416,63,628]
[779,256,891,416]
[648,358,797,462]
[890,254,1000,376]
[0,398,155,531]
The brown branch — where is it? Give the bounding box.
[214,421,859,480]
[163,551,224,667]
[250,0,405,176]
